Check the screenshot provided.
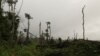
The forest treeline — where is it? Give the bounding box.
[0,0,100,56]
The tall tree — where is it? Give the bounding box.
[82,5,86,40]
[25,13,32,41]
[0,0,20,41]
[45,21,51,41]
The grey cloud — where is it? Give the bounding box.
[17,0,100,40]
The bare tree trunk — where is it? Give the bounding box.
[0,0,2,15]
[27,19,30,40]
[39,22,41,37]
[82,5,86,40]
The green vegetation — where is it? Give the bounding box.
[0,0,100,56]
[0,39,100,56]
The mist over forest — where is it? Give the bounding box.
[0,0,100,56]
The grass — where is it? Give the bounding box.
[0,39,100,56]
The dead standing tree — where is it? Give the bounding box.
[39,22,42,37]
[39,22,44,46]
[25,13,32,42]
[82,5,86,40]
[45,21,51,41]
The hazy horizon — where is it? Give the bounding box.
[17,0,100,40]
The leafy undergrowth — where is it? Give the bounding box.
[39,40,100,56]
[0,39,100,56]
[0,40,38,56]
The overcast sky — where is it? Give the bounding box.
[17,0,100,40]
